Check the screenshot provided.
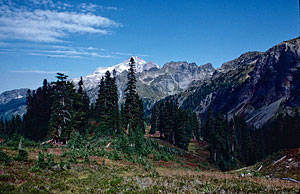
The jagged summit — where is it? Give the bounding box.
[72,56,159,91]
[85,56,159,80]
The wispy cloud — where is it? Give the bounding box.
[0,1,121,43]
[78,3,118,13]
[28,0,56,7]
[113,52,149,57]
[10,70,60,74]
[38,49,113,58]
[28,53,83,58]
[0,43,115,58]
[28,45,114,58]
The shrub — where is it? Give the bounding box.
[69,152,78,164]
[84,153,89,163]
[152,151,161,161]
[46,153,56,168]
[16,149,28,161]
[60,158,65,170]
[0,150,11,165]
[37,152,47,169]
[109,149,122,161]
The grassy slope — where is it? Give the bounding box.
[231,148,300,182]
[0,139,300,194]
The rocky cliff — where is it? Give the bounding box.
[174,37,300,128]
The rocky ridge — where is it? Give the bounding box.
[173,37,300,128]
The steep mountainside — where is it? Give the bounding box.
[0,88,28,119]
[174,37,300,128]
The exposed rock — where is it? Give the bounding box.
[173,37,300,128]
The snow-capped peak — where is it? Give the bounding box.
[72,56,160,90]
[85,56,159,80]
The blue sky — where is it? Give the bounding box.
[0,0,298,93]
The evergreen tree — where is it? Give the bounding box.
[119,104,127,130]
[4,119,9,135]
[0,117,4,135]
[124,57,144,132]
[96,77,106,125]
[150,103,160,134]
[190,112,200,140]
[111,70,120,133]
[23,79,53,141]
[95,70,119,135]
[49,73,78,142]
[15,115,23,135]
[150,100,195,150]
[75,77,90,134]
[9,115,16,136]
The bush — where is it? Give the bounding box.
[69,152,78,164]
[0,150,11,165]
[84,153,89,163]
[46,153,56,168]
[125,154,136,163]
[16,149,28,161]
[137,156,146,166]
[68,131,85,149]
[108,149,122,161]
[152,151,161,161]
[59,158,71,170]
[37,152,47,168]
[4,136,37,148]
[34,152,56,169]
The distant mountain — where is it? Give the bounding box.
[0,56,215,118]
[71,56,160,103]
[172,37,300,128]
[0,88,28,119]
[71,56,215,114]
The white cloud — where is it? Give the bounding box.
[29,45,114,58]
[78,3,97,12]
[10,70,60,74]
[0,2,121,42]
[38,49,112,57]
[28,0,56,7]
[113,52,149,57]
[29,52,83,58]
[78,3,118,13]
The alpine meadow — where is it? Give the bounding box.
[0,0,300,193]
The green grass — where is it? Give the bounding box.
[0,141,299,193]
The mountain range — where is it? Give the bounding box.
[1,37,299,129]
[0,56,215,119]
[172,37,300,128]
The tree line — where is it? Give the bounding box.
[201,107,300,170]
[150,100,200,150]
[0,57,144,148]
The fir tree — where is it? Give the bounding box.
[75,77,90,134]
[0,117,4,135]
[49,73,77,142]
[150,103,160,134]
[124,57,144,132]
[119,104,127,130]
[96,77,106,125]
[95,70,119,135]
[23,79,53,141]
[111,70,120,133]
[150,100,194,150]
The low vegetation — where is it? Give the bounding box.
[0,137,299,194]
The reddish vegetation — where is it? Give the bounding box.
[0,138,5,144]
